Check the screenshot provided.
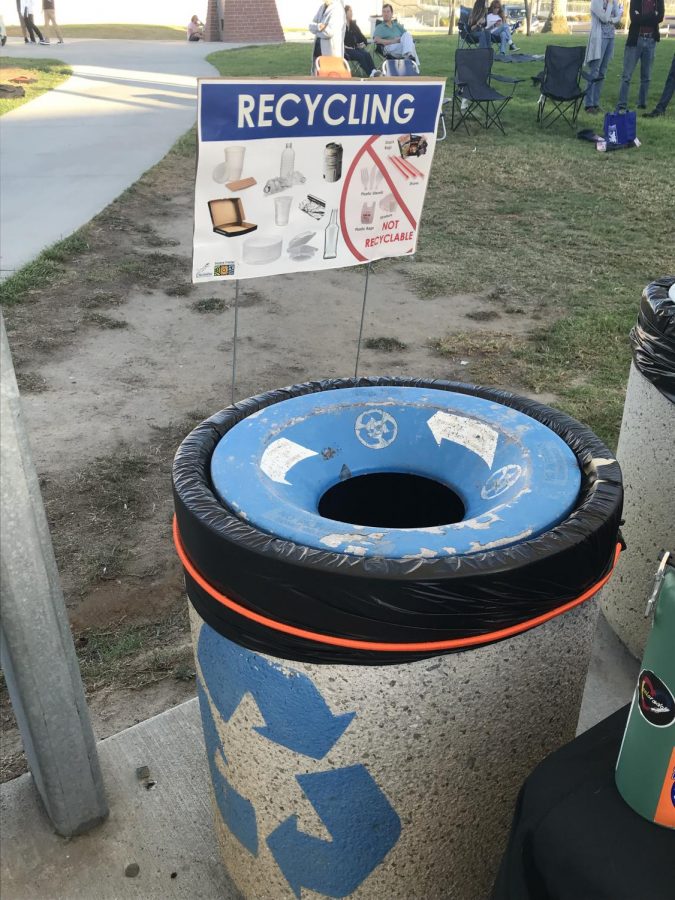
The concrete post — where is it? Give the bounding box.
[0,314,108,836]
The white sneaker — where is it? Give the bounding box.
[39,38,50,44]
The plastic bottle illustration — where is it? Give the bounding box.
[323,209,339,260]
[280,143,295,178]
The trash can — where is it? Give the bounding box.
[602,276,675,659]
[173,378,623,900]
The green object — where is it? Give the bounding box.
[616,553,675,829]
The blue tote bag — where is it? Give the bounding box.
[604,111,637,148]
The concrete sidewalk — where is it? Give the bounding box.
[0,700,238,900]
[0,39,247,279]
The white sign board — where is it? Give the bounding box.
[193,77,446,283]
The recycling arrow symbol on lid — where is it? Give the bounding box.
[197,623,402,898]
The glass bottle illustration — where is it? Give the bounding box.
[280,142,295,178]
[323,209,339,260]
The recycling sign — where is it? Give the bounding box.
[197,623,401,898]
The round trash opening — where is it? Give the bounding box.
[318,472,467,528]
[210,386,581,558]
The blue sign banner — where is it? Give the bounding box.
[200,80,444,142]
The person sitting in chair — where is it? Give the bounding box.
[486,0,519,54]
[373,4,419,66]
[344,5,379,76]
[468,0,492,48]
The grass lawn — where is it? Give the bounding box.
[207,35,674,447]
[0,57,71,115]
[5,23,186,41]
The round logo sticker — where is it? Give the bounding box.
[355,409,398,450]
[480,464,522,500]
[637,670,675,727]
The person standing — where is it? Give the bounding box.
[584,0,623,113]
[23,0,48,43]
[644,52,675,116]
[373,4,419,65]
[309,0,346,58]
[344,5,378,75]
[616,0,665,110]
[15,0,30,43]
[42,0,63,43]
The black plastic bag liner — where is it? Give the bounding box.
[630,276,675,404]
[173,378,623,665]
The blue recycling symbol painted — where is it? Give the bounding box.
[197,623,401,898]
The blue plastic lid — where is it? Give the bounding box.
[211,386,581,559]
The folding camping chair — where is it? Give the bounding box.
[312,38,357,77]
[314,54,353,79]
[449,48,523,135]
[457,6,480,49]
[381,57,419,77]
[380,57,448,141]
[534,45,596,128]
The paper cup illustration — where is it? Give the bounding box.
[225,146,246,182]
[274,196,292,227]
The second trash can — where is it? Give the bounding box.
[601,276,675,658]
[173,378,623,900]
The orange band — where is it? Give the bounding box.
[174,516,621,653]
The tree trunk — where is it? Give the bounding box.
[543,0,569,33]
[448,2,457,34]
[619,3,629,31]
[524,0,532,36]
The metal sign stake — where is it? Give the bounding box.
[231,279,240,405]
[354,262,371,379]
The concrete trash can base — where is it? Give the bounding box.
[173,378,624,899]
[191,602,599,900]
[602,277,675,659]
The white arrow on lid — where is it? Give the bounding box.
[260,437,319,485]
[427,411,498,469]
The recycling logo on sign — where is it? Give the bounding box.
[197,624,401,898]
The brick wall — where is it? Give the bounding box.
[204,0,224,41]
[223,0,285,43]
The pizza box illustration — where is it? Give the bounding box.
[208,198,257,237]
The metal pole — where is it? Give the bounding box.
[354,263,371,379]
[231,279,240,405]
[0,314,108,836]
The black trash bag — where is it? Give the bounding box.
[630,276,675,404]
[173,378,624,665]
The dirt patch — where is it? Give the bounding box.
[364,336,408,352]
[1,134,554,782]
[2,68,39,83]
